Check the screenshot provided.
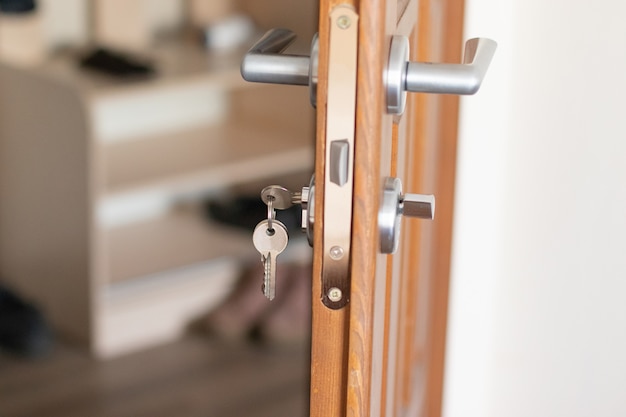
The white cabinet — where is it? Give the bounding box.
[0,35,314,357]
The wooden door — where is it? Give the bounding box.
[309,1,466,416]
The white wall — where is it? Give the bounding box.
[37,0,185,50]
[444,1,626,416]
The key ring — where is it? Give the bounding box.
[267,197,275,233]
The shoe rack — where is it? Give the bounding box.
[0,0,316,358]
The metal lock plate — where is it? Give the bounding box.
[319,5,359,309]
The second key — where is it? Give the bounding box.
[252,219,288,300]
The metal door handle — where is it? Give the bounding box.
[241,29,318,106]
[387,35,497,114]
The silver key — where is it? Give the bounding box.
[252,219,288,300]
[261,185,302,209]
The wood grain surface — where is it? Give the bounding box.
[310,0,463,415]
[399,1,465,416]
[309,1,356,416]
[346,0,397,415]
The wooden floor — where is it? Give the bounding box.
[0,334,310,417]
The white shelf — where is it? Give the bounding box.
[103,209,253,284]
[100,119,314,199]
[96,257,240,359]
[96,108,314,227]
[33,39,249,97]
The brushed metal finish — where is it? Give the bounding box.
[321,6,359,309]
[379,177,435,254]
[386,35,409,115]
[241,29,310,86]
[301,175,315,247]
[379,177,403,254]
[405,38,497,95]
[261,185,294,210]
[386,35,497,114]
[401,193,435,219]
[240,28,319,107]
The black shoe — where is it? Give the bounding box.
[205,195,302,234]
[0,285,53,357]
[79,47,156,78]
[0,0,36,14]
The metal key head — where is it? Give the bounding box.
[253,219,289,300]
[261,185,294,210]
[253,219,289,253]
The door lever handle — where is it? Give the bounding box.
[241,28,312,86]
[387,35,497,114]
[406,37,497,95]
[241,28,319,105]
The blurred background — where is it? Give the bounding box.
[1,0,626,417]
[0,0,315,416]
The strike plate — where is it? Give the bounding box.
[321,5,358,309]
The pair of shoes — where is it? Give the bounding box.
[250,263,311,346]
[203,262,311,346]
[0,284,53,357]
